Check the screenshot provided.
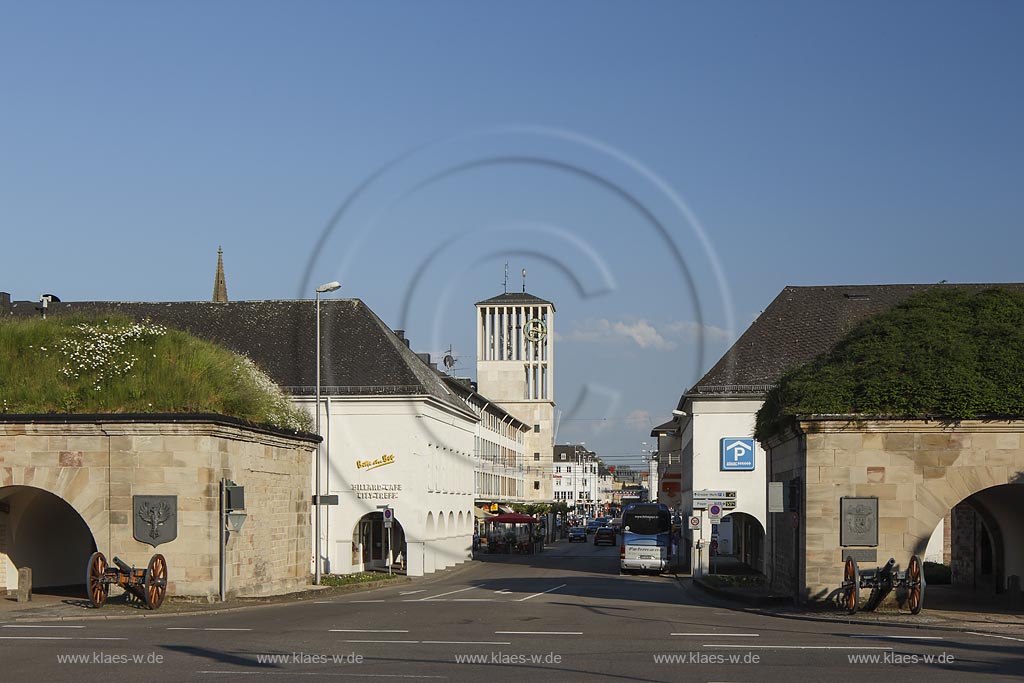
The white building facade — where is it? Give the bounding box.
[552,445,600,516]
[441,376,530,507]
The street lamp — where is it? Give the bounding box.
[314,280,341,585]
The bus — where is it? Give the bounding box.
[619,503,672,573]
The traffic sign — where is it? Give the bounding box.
[382,507,394,522]
[688,516,701,531]
[710,539,719,555]
[692,499,737,509]
[708,504,723,522]
[720,438,756,471]
[693,490,737,499]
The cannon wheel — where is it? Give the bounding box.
[906,554,924,615]
[842,556,860,614]
[143,554,167,610]
[86,551,109,608]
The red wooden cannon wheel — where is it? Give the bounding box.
[842,556,860,615]
[906,554,924,615]
[143,554,167,610]
[86,551,109,608]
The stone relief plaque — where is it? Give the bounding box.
[133,495,178,547]
[840,496,878,547]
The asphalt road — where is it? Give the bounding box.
[2,539,1020,682]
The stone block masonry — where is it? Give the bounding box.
[0,417,317,600]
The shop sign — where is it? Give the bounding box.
[357,454,396,471]
[351,483,402,501]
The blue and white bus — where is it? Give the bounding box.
[619,503,673,573]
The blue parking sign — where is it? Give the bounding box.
[721,438,755,471]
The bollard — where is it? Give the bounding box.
[17,567,32,602]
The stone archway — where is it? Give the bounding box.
[765,419,1024,602]
[720,511,765,573]
[0,485,98,592]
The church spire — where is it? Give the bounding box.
[212,246,228,303]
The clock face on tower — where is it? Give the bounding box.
[525,318,547,343]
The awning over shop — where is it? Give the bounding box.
[473,507,495,520]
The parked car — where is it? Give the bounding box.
[593,526,617,546]
[568,527,587,542]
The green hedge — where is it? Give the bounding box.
[0,315,311,432]
[756,288,1024,440]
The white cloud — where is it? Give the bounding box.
[561,317,730,351]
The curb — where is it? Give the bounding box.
[687,576,1024,637]
[1,573,414,624]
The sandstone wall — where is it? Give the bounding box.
[0,418,316,600]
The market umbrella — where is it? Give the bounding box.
[487,513,539,524]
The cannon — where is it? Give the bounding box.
[840,554,924,615]
[86,551,168,610]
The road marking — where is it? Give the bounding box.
[495,634,585,638]
[422,641,511,645]
[704,645,894,650]
[966,631,1024,642]
[494,589,512,594]
[848,635,944,640]
[167,627,252,631]
[451,598,496,602]
[198,672,445,678]
[420,585,483,601]
[672,633,759,637]
[399,590,426,595]
[340,639,509,646]
[517,583,566,602]
[330,629,410,633]
[349,600,386,603]
[2,625,86,629]
[0,636,127,641]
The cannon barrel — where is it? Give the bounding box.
[112,556,132,574]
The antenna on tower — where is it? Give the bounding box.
[442,345,456,371]
[522,268,527,293]
[503,262,509,293]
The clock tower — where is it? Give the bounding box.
[475,291,555,502]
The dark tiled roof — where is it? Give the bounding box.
[475,291,555,310]
[440,375,531,430]
[692,283,1024,397]
[7,298,472,415]
[650,419,679,437]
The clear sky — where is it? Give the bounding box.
[2,2,1022,465]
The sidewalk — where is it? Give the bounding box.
[0,574,411,623]
[688,576,1024,637]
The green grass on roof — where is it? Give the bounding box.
[755,287,1024,440]
[0,315,312,432]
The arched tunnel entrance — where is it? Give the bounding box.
[947,484,1023,594]
[0,485,97,594]
[719,511,766,574]
[352,511,406,572]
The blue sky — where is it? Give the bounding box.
[2,2,1022,465]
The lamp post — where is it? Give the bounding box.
[314,280,341,585]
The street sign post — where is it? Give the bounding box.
[688,516,701,531]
